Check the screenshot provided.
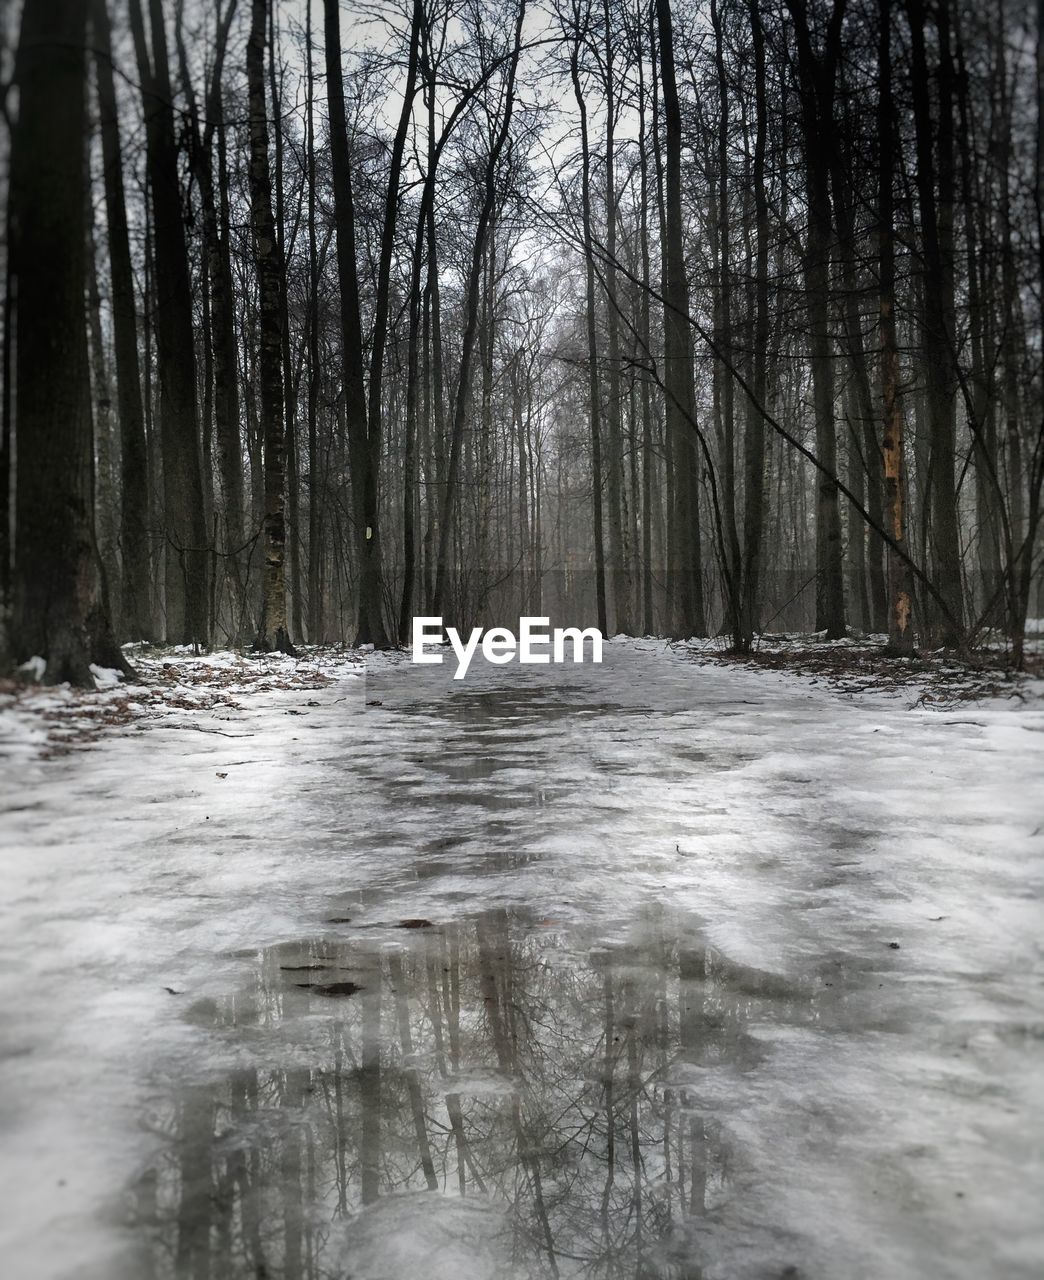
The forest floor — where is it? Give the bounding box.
[685,631,1041,707]
[0,632,1037,759]
[0,639,1042,1279]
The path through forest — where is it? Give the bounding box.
[1,643,1042,1279]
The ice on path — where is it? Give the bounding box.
[0,641,1042,1279]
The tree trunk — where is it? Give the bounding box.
[739,0,769,651]
[92,0,152,642]
[268,3,303,644]
[907,0,965,644]
[830,144,887,634]
[711,0,743,646]
[85,214,120,614]
[397,202,425,645]
[176,0,243,643]
[637,15,656,636]
[785,0,846,639]
[9,0,124,683]
[128,0,209,647]
[368,0,422,647]
[324,0,387,646]
[305,0,324,643]
[878,0,914,653]
[655,0,705,638]
[433,2,526,619]
[569,23,609,636]
[601,0,632,634]
[247,0,293,652]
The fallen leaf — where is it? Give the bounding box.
[297,981,363,997]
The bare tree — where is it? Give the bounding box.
[247,0,293,652]
[127,0,209,647]
[656,0,704,637]
[8,0,124,683]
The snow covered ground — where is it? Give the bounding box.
[0,641,1042,1279]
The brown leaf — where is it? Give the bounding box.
[297,981,363,997]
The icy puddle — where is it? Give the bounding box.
[136,908,811,1280]
[1,642,1043,1279]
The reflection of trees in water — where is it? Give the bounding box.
[134,908,788,1278]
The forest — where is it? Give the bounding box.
[0,0,1041,681]
[2,5,1043,1274]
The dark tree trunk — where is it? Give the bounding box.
[830,143,887,634]
[785,0,847,639]
[601,0,632,635]
[739,0,770,651]
[247,0,293,653]
[636,17,656,637]
[305,0,323,644]
[9,0,125,684]
[397,202,426,646]
[369,0,422,647]
[207,5,247,621]
[878,0,915,653]
[92,0,152,643]
[172,0,247,645]
[907,0,965,644]
[128,0,208,647]
[324,0,387,646]
[656,0,704,637]
[569,24,608,636]
[268,1,303,645]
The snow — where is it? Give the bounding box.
[88,663,124,688]
[17,655,46,681]
[0,641,1042,1279]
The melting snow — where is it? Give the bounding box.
[0,641,1041,1279]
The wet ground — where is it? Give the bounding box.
[1,643,1042,1278]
